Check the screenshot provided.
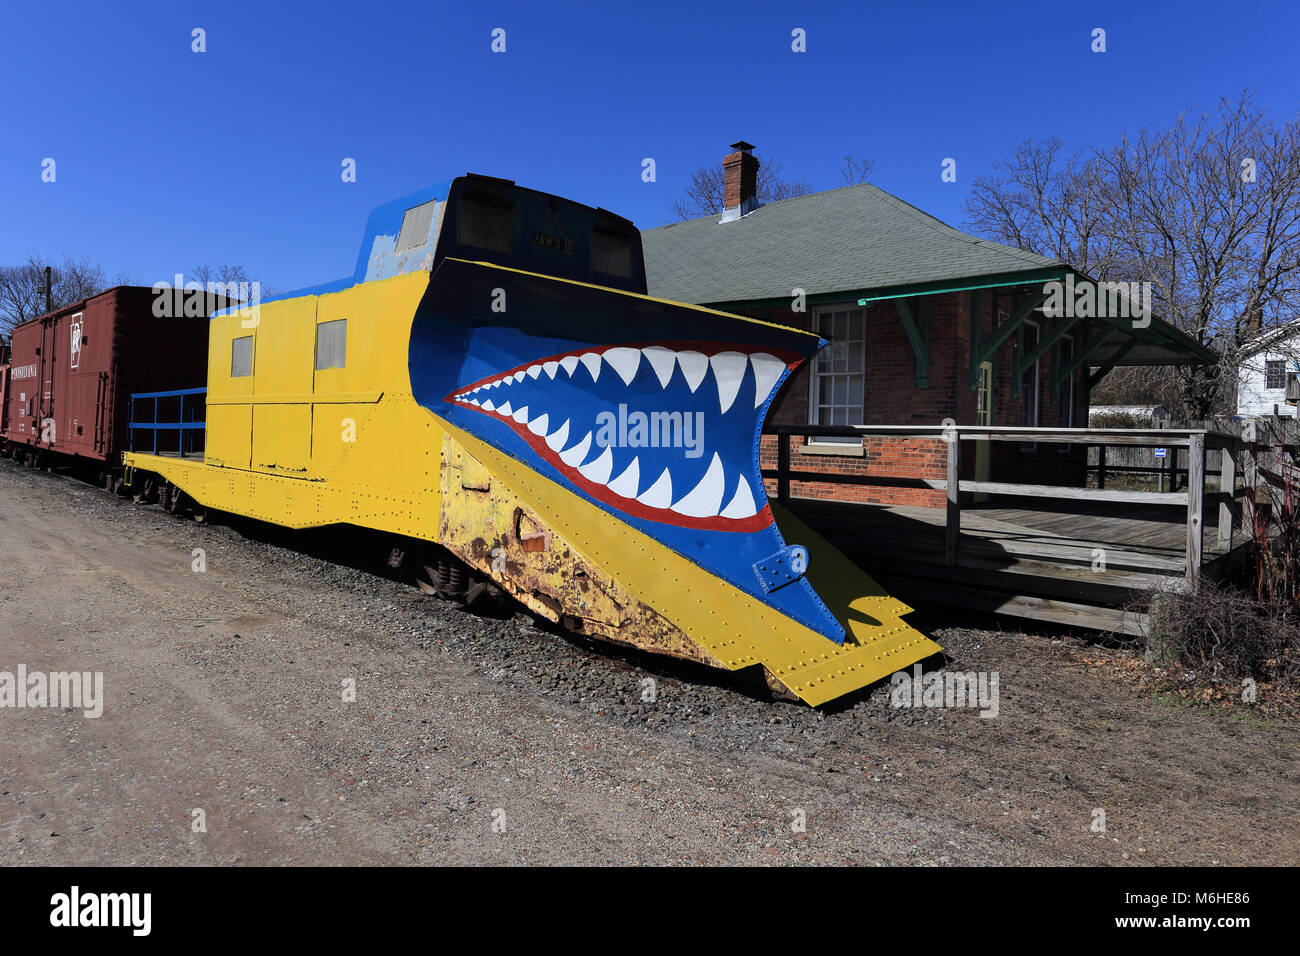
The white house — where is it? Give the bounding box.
[1237,319,1300,418]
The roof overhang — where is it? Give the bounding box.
[707,267,1217,369]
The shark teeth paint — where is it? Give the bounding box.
[445,343,795,531]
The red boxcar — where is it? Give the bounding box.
[0,361,9,442]
[1,287,212,479]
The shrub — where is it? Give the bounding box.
[1141,579,1297,686]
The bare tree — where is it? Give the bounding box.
[0,255,108,342]
[963,92,1300,419]
[670,154,813,221]
[840,155,875,185]
[963,137,1126,280]
[188,263,278,302]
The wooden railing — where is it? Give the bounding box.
[763,424,1258,587]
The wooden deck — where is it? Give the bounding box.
[767,424,1266,636]
[788,496,1251,635]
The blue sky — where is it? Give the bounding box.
[2,0,1297,293]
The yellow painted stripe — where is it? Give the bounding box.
[443,257,825,342]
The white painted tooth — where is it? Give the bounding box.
[543,360,560,379]
[481,399,495,412]
[606,456,641,498]
[750,353,786,408]
[559,431,592,467]
[513,370,526,383]
[492,380,502,388]
[642,346,677,389]
[526,365,542,379]
[670,452,726,517]
[603,347,641,386]
[677,350,709,393]
[496,400,513,417]
[719,475,758,519]
[710,351,748,415]
[545,419,570,451]
[636,468,673,509]
[579,352,602,382]
[470,398,481,406]
[578,445,613,484]
[527,412,549,436]
[512,405,530,424]
[559,355,580,377]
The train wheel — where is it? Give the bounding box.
[414,564,440,595]
[166,487,188,517]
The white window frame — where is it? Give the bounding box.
[1061,335,1076,428]
[1266,358,1287,391]
[1020,319,1041,428]
[807,305,866,445]
[976,361,994,427]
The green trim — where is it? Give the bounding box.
[1088,338,1141,390]
[1055,324,1118,388]
[855,267,1068,303]
[896,297,930,389]
[701,268,1067,314]
[1017,312,1082,379]
[699,268,1218,368]
[978,290,1050,395]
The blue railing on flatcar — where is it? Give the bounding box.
[129,387,207,457]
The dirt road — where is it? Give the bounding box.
[1,458,1295,865]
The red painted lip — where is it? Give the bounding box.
[443,341,800,532]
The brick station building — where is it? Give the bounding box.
[640,141,1216,507]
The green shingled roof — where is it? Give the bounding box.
[641,182,1068,305]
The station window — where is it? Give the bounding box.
[808,306,866,444]
[231,336,253,377]
[316,319,347,370]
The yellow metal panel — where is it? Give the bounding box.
[207,313,255,401]
[252,405,312,474]
[313,278,415,396]
[205,404,251,469]
[253,297,315,397]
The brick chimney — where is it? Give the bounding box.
[721,140,759,222]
